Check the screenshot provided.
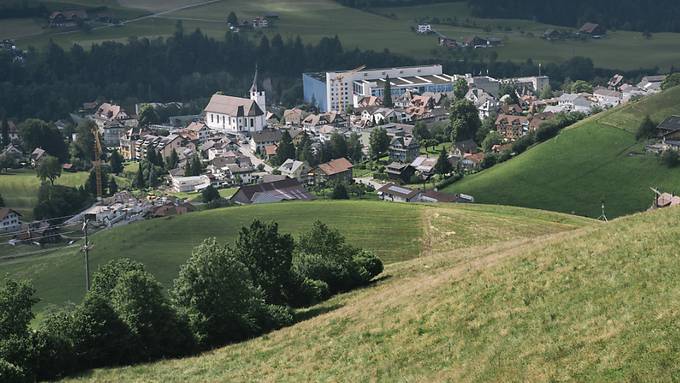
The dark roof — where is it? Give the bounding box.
[657,116,680,134]
[231,178,314,204]
[0,208,21,220]
[377,183,420,199]
[419,190,458,203]
[579,22,604,34]
[251,129,282,143]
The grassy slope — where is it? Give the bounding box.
[66,203,680,382]
[0,201,590,313]
[445,86,680,219]
[0,169,130,219]
[1,1,677,70]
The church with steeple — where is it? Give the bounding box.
[203,67,267,135]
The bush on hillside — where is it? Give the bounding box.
[0,359,25,383]
[661,150,680,167]
[172,238,286,347]
[636,115,656,140]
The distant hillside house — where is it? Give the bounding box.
[416,24,432,34]
[438,37,458,49]
[204,69,267,135]
[49,10,88,27]
[230,178,314,204]
[0,208,22,234]
[656,116,680,140]
[250,129,282,153]
[278,159,312,182]
[578,23,606,37]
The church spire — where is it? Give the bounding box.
[250,64,259,93]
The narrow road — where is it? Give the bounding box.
[354,176,386,190]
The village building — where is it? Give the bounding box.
[178,122,211,143]
[416,24,432,33]
[377,183,420,203]
[388,135,420,162]
[0,208,22,234]
[49,10,88,27]
[578,22,606,37]
[278,159,312,182]
[496,114,530,140]
[314,157,353,184]
[170,174,211,192]
[230,178,314,204]
[250,129,282,153]
[204,70,267,134]
[385,162,415,183]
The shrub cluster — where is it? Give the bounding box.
[0,220,383,381]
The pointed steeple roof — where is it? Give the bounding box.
[250,65,259,93]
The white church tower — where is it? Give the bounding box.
[249,65,266,113]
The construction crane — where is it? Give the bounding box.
[91,124,103,200]
[330,65,365,113]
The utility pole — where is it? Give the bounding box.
[81,219,91,291]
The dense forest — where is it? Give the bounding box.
[0,22,656,121]
[467,0,680,33]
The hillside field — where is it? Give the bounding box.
[445,85,680,219]
[0,169,130,219]
[0,200,590,314]
[2,0,679,70]
[64,201,680,382]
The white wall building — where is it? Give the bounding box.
[204,70,266,135]
[171,174,212,192]
[0,208,22,233]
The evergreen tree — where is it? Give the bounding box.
[227,11,238,26]
[190,154,202,176]
[146,147,157,167]
[434,148,452,175]
[135,163,145,189]
[0,193,4,207]
[108,176,118,195]
[383,75,393,107]
[275,131,296,165]
[369,127,390,159]
[167,149,179,170]
[636,115,656,140]
[296,133,315,165]
[347,133,363,162]
[1,115,9,148]
[184,160,193,177]
[453,78,469,100]
[148,165,157,188]
[109,149,123,174]
[330,132,348,159]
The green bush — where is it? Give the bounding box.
[0,359,25,383]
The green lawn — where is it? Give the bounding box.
[4,0,680,70]
[444,86,680,219]
[65,200,680,382]
[0,200,590,314]
[0,169,130,220]
[0,170,90,219]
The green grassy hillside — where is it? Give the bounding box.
[64,203,680,382]
[0,169,129,219]
[445,86,680,219]
[1,0,678,70]
[0,201,590,313]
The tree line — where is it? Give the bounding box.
[1,21,657,123]
[468,0,680,33]
[0,220,383,382]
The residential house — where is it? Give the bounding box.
[0,208,22,233]
[178,122,211,143]
[466,88,499,119]
[250,129,282,153]
[356,96,382,108]
[150,202,195,218]
[578,23,606,37]
[454,139,479,155]
[5,121,19,142]
[620,84,646,102]
[252,17,269,28]
[49,10,88,27]
[314,157,353,184]
[30,148,46,166]
[230,178,314,204]
[543,29,561,40]
[438,37,458,49]
[282,108,306,126]
[410,155,438,178]
[593,87,622,108]
[2,144,23,160]
[608,74,624,89]
[303,112,347,130]
[278,159,311,182]
[637,75,667,93]
[385,162,415,183]
[377,183,420,203]
[500,103,523,116]
[93,103,133,147]
[170,174,211,192]
[388,135,420,162]
[558,93,594,114]
[656,116,680,140]
[227,163,257,185]
[496,114,530,140]
[416,24,432,34]
[419,190,474,203]
[263,144,278,161]
[461,36,491,48]
[461,152,485,170]
[528,112,555,132]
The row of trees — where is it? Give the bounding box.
[468,0,680,33]
[0,220,383,381]
[273,131,364,167]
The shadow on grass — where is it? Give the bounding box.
[294,303,344,323]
